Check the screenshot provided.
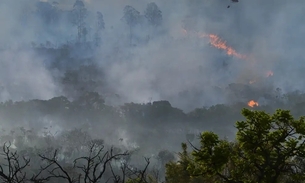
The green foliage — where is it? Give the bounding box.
[165,143,193,183]
[189,132,232,178]
[166,108,305,183]
[164,143,206,183]
[234,109,305,182]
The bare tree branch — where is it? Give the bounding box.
[0,142,30,183]
[73,143,129,183]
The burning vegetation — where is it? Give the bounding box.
[248,100,259,107]
[182,29,275,78]
[199,33,247,60]
[181,28,276,106]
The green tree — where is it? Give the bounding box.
[165,143,205,183]
[168,109,305,183]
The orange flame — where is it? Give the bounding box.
[182,29,247,59]
[181,28,274,81]
[248,100,259,107]
[197,33,247,59]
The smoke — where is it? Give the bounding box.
[0,49,59,101]
[2,2,305,175]
[1,0,305,111]
[95,0,305,111]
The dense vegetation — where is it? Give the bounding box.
[166,109,305,183]
[2,92,305,182]
[2,103,305,182]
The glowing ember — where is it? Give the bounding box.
[266,70,274,77]
[248,100,259,107]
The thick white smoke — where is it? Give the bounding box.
[0,49,59,101]
[1,0,305,111]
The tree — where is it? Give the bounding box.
[72,0,88,42]
[166,109,305,183]
[144,2,162,39]
[0,134,154,183]
[119,157,153,183]
[122,5,140,45]
[94,11,105,47]
[168,109,305,183]
[35,143,129,183]
[165,143,202,183]
[144,2,162,27]
[0,142,30,183]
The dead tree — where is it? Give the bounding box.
[34,142,129,183]
[109,157,151,183]
[73,143,128,183]
[33,149,79,183]
[0,142,30,183]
